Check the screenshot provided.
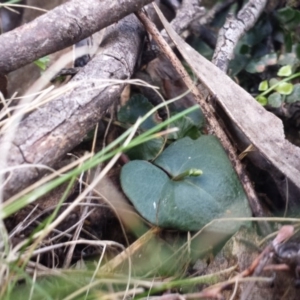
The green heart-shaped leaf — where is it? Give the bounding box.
[126,138,164,160]
[121,136,250,232]
[168,113,201,140]
[275,82,294,95]
[256,95,268,106]
[258,80,268,91]
[286,83,300,103]
[277,65,292,77]
[118,95,204,160]
[268,92,283,108]
[118,94,160,130]
[269,78,279,87]
[276,7,295,23]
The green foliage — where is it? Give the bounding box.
[227,5,300,92]
[118,94,164,160]
[250,6,300,107]
[121,136,250,232]
[228,16,275,76]
[256,95,268,106]
[246,5,300,107]
[34,56,50,71]
[118,94,160,130]
[276,7,300,50]
[255,68,300,107]
[10,275,83,300]
[194,4,300,107]
[168,106,204,140]
[269,78,279,87]
[118,94,205,160]
[275,81,294,94]
[189,39,214,61]
[286,83,300,103]
[277,6,297,24]
[267,92,283,108]
[124,137,164,161]
[258,80,268,91]
[277,65,292,76]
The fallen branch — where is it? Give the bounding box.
[212,0,267,72]
[160,0,205,45]
[0,0,154,75]
[0,14,145,201]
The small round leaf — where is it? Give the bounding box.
[286,83,300,103]
[256,95,268,106]
[267,92,283,108]
[277,65,292,77]
[277,7,295,23]
[275,82,294,95]
[258,80,268,91]
[269,78,279,87]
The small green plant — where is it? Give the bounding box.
[120,136,251,232]
[256,64,300,107]
[34,56,50,71]
[276,6,300,52]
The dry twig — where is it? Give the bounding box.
[212,0,267,72]
[0,0,154,75]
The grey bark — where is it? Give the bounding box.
[0,0,153,75]
[212,0,267,72]
[4,0,68,97]
[0,14,145,201]
[160,0,205,45]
